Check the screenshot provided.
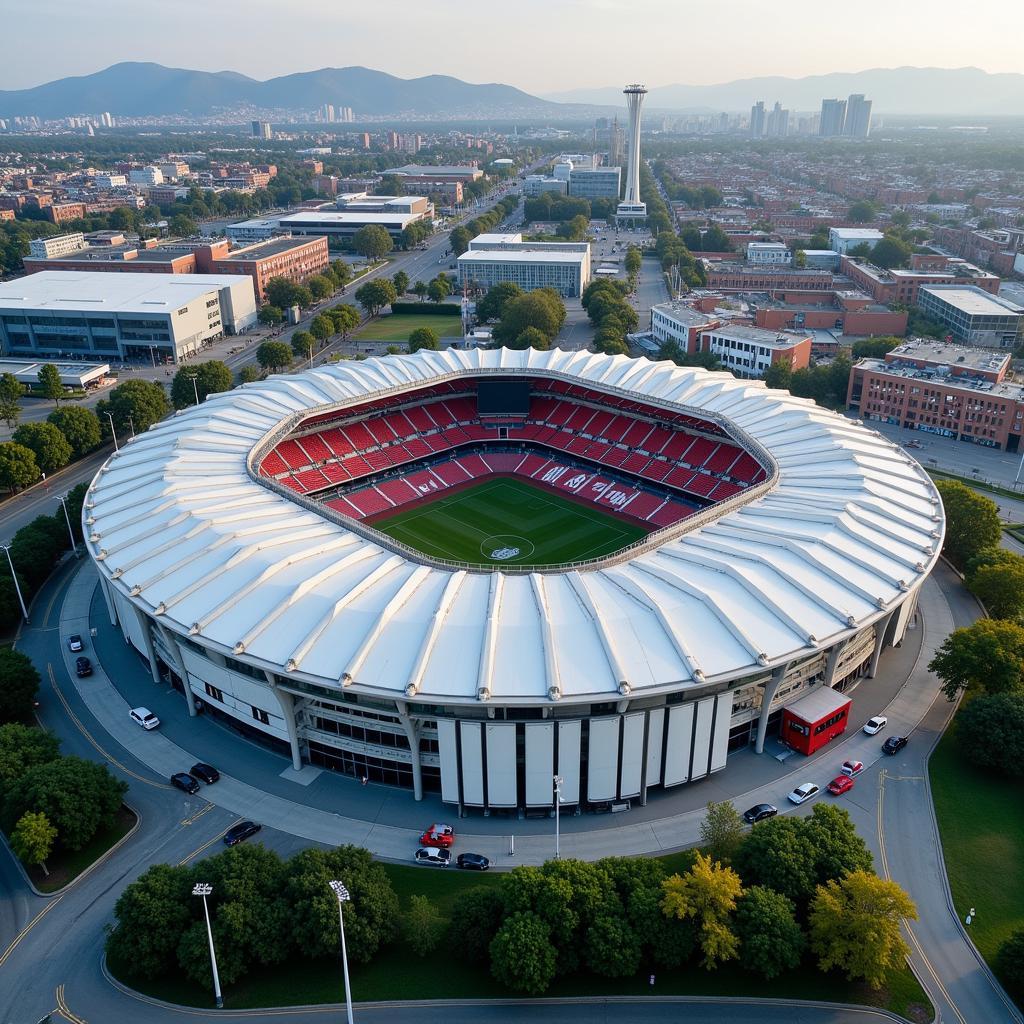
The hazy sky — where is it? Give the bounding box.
[4,0,1024,93]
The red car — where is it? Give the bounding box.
[827,775,855,796]
[419,823,455,848]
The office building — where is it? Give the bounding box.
[819,99,847,137]
[100,112,113,128]
[749,101,766,138]
[383,164,483,183]
[746,242,792,265]
[523,175,567,197]
[841,254,1000,306]
[696,324,812,378]
[201,236,330,304]
[844,95,872,138]
[94,174,127,189]
[29,233,87,260]
[649,301,722,352]
[0,271,257,364]
[129,166,164,186]
[252,121,272,140]
[701,260,834,292]
[458,234,591,297]
[828,227,883,254]
[766,102,789,138]
[568,166,621,200]
[917,286,1024,348]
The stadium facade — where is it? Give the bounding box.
[85,349,942,812]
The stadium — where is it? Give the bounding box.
[84,348,943,813]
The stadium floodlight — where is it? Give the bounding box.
[192,882,223,1008]
[329,880,355,1024]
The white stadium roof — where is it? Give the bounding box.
[85,348,943,706]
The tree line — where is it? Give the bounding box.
[448,196,519,257]
[582,278,638,357]
[473,283,566,351]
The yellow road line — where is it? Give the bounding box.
[55,983,88,1024]
[177,819,243,866]
[181,802,214,826]
[47,664,172,790]
[0,895,64,968]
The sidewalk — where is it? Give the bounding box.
[63,560,950,866]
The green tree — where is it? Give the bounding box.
[734,816,817,905]
[331,260,353,287]
[493,289,566,346]
[929,619,1024,701]
[291,330,316,363]
[392,270,409,296]
[489,911,557,995]
[411,280,429,302]
[46,407,101,459]
[763,356,793,391]
[449,226,472,256]
[624,246,643,276]
[96,379,170,437]
[169,213,198,236]
[803,803,873,884]
[0,724,60,788]
[996,929,1024,1005]
[352,224,394,260]
[585,912,642,978]
[809,870,916,988]
[309,314,334,342]
[0,372,23,428]
[934,480,1001,568]
[871,235,912,270]
[427,277,452,304]
[37,364,65,407]
[306,274,334,302]
[793,249,807,269]
[448,886,504,965]
[354,279,397,317]
[409,327,440,353]
[328,305,361,338]
[255,341,293,373]
[169,361,233,410]
[661,852,742,969]
[969,559,1024,620]
[851,337,900,359]
[699,801,746,864]
[847,200,877,223]
[4,755,126,850]
[12,423,71,474]
[402,894,447,957]
[10,810,57,875]
[265,277,304,310]
[0,647,41,723]
[734,885,804,979]
[956,693,1024,776]
[257,304,284,326]
[238,365,263,384]
[510,326,550,351]
[476,282,524,323]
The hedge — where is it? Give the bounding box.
[390,302,461,316]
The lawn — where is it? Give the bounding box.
[930,706,1024,965]
[372,477,649,567]
[355,311,463,342]
[28,805,136,894]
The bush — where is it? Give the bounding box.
[489,912,557,995]
[0,648,41,723]
[389,301,461,316]
[956,692,1024,776]
[448,886,504,964]
[996,929,1024,1004]
[402,895,447,957]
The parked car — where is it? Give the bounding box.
[419,823,455,848]
[787,782,820,805]
[840,760,865,778]
[827,775,855,796]
[883,735,908,755]
[223,821,262,846]
[190,762,220,784]
[66,634,84,652]
[129,707,160,730]
[414,847,451,867]
[171,772,200,795]
[456,853,490,871]
[863,716,888,735]
[75,656,92,677]
[742,803,778,824]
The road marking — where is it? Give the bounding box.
[47,664,173,790]
[878,769,968,1024]
[55,983,88,1024]
[177,818,244,866]
[0,895,65,968]
[181,802,214,826]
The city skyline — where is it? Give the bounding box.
[3,0,1023,93]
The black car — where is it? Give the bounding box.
[190,762,220,784]
[456,853,490,871]
[170,772,200,795]
[882,735,908,755]
[743,803,778,824]
[223,821,262,846]
[75,656,92,677]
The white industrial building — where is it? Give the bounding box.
[29,233,87,260]
[828,227,884,254]
[0,271,257,364]
[917,285,1024,348]
[746,242,792,265]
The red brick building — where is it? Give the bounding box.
[840,255,1000,307]
[197,236,330,303]
[702,260,834,293]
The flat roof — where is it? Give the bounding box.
[652,302,718,328]
[887,340,1010,370]
[830,228,884,238]
[220,237,323,260]
[471,233,523,245]
[457,250,588,265]
[704,324,810,347]
[0,271,250,313]
[385,164,481,176]
[919,286,1024,317]
[280,212,417,225]
[28,246,184,265]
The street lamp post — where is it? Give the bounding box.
[1,544,28,623]
[105,412,119,451]
[329,880,355,1024]
[188,372,199,406]
[192,882,224,1009]
[553,775,563,859]
[127,415,136,438]
[58,494,78,557]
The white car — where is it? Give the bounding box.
[129,707,160,730]
[414,847,451,867]
[787,782,820,805]
[840,760,866,778]
[863,716,888,735]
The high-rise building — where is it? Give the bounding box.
[844,94,872,138]
[251,120,271,140]
[766,102,789,138]
[608,116,625,166]
[321,103,336,122]
[100,112,113,128]
[749,101,766,138]
[819,99,847,137]
[340,106,354,123]
[617,83,647,223]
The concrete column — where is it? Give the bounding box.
[755,662,788,754]
[266,681,303,772]
[132,605,162,684]
[869,610,897,678]
[99,575,117,627]
[396,703,424,801]
[823,638,850,688]
[155,622,196,718]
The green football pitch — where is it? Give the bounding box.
[371,477,650,567]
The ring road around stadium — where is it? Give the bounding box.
[84,348,943,813]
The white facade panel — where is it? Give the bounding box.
[664,703,694,787]
[557,720,582,805]
[587,717,620,802]
[710,691,734,772]
[619,713,644,799]
[690,698,715,780]
[645,707,665,786]
[525,722,554,806]
[112,589,147,654]
[437,719,459,804]
[460,721,484,806]
[485,723,517,807]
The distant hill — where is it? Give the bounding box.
[546,66,1024,116]
[0,62,566,119]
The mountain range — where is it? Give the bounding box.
[545,66,1024,117]
[0,63,566,120]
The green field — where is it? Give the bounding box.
[356,311,462,342]
[373,477,649,566]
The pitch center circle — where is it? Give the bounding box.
[480,534,535,563]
